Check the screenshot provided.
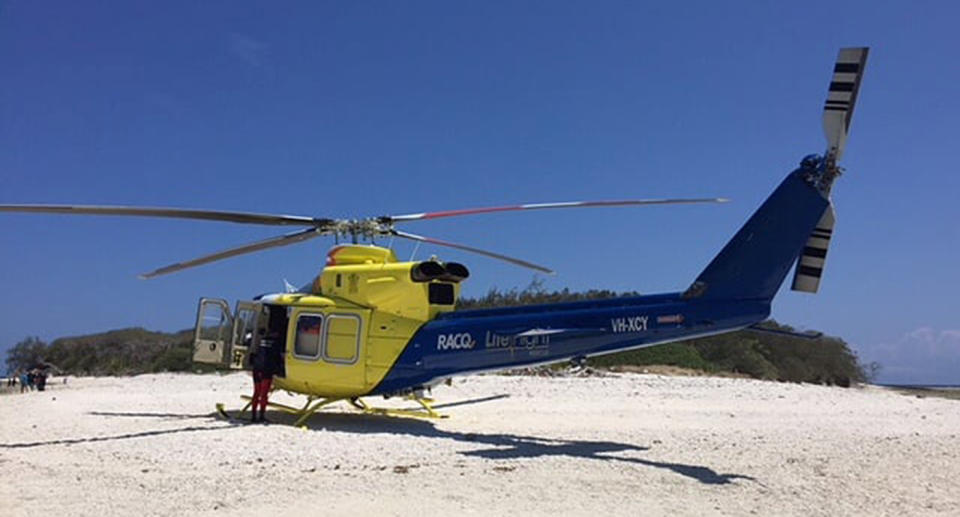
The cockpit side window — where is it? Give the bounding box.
[293,314,323,359]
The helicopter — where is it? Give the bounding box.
[0,47,867,425]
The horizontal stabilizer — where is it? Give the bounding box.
[746,324,822,340]
[792,204,835,293]
[823,47,869,160]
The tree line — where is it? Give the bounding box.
[5,329,197,377]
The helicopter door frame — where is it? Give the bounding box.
[229,301,261,369]
[193,298,233,366]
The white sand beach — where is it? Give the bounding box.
[1,372,958,516]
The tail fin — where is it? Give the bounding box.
[683,48,866,302]
[683,161,829,301]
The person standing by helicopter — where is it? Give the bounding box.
[249,344,272,423]
[249,305,287,423]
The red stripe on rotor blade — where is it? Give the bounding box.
[389,198,726,223]
[417,205,525,219]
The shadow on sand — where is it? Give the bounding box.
[0,421,240,449]
[1,396,754,486]
[285,396,756,485]
[88,411,214,420]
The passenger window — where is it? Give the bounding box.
[324,314,360,364]
[294,314,323,359]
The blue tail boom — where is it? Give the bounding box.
[371,158,835,396]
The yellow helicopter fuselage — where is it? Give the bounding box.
[194,244,463,399]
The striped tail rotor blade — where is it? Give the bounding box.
[791,204,836,294]
[385,198,729,223]
[823,47,869,160]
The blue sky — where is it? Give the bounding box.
[1,2,957,384]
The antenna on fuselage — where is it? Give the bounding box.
[409,240,422,261]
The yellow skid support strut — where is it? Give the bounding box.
[237,393,447,426]
[349,396,448,420]
[241,394,345,427]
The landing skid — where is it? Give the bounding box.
[348,396,447,420]
[224,394,448,427]
[215,402,252,423]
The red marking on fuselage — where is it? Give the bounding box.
[326,245,349,266]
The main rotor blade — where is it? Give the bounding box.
[384,198,729,223]
[0,204,328,227]
[392,230,554,274]
[139,228,323,279]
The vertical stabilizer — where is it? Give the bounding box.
[686,47,868,302]
[683,163,829,302]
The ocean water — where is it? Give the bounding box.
[881,384,960,391]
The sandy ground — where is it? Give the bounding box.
[1,372,958,517]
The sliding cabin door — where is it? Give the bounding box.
[286,307,370,397]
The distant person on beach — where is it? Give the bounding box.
[35,369,47,391]
[19,371,30,393]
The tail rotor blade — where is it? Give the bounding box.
[823,47,869,160]
[791,204,836,294]
[392,230,554,274]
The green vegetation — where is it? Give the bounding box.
[4,328,201,376]
[4,282,872,386]
[588,325,868,386]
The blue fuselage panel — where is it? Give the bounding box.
[370,294,769,395]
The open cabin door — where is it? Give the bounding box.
[193,298,264,368]
[229,301,261,369]
[193,298,233,366]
